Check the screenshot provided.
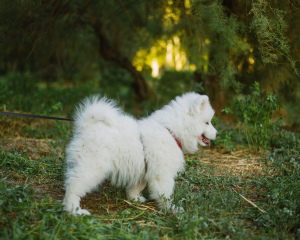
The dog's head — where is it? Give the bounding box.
[194,95,218,147]
[177,93,218,151]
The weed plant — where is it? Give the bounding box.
[215,82,282,152]
[212,112,237,152]
[233,82,282,152]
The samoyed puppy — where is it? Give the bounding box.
[63,92,218,215]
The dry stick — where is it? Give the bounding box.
[121,220,173,229]
[140,205,156,211]
[96,211,145,221]
[123,200,148,211]
[24,177,29,185]
[231,188,267,214]
[124,200,157,211]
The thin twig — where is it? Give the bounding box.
[96,211,145,221]
[24,177,29,185]
[118,0,138,32]
[231,188,267,214]
[140,204,156,211]
[123,200,147,211]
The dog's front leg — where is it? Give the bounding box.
[148,175,184,214]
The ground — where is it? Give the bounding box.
[0,137,267,216]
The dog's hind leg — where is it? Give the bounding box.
[148,176,184,214]
[63,167,108,215]
[126,180,147,202]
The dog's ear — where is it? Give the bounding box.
[199,95,209,111]
[188,95,209,115]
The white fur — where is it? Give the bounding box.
[63,93,218,215]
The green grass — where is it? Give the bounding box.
[0,141,299,239]
[0,79,299,239]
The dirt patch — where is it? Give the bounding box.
[0,116,56,138]
[0,138,63,159]
[196,147,266,177]
[79,182,158,215]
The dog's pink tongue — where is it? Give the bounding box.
[202,134,210,146]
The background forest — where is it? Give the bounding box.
[0,1,300,239]
[0,0,299,125]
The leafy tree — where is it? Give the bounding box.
[0,0,299,115]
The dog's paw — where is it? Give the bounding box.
[170,205,185,214]
[74,208,91,216]
[129,195,147,203]
[137,196,147,203]
[176,207,185,214]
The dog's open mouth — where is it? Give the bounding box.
[200,134,210,146]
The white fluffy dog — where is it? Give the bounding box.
[63,92,218,215]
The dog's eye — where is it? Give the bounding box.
[206,122,209,125]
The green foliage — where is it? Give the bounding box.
[0,179,34,214]
[0,73,37,96]
[268,130,300,173]
[213,82,284,152]
[0,149,65,181]
[0,73,36,112]
[218,129,235,152]
[0,0,299,121]
[191,82,205,94]
[0,73,100,116]
[156,70,194,101]
[207,82,300,237]
[0,103,299,239]
[233,82,282,151]
[0,71,143,120]
[245,131,300,238]
[0,0,299,112]
[1,150,40,176]
[250,0,298,74]
[100,65,135,101]
[271,130,300,152]
[191,0,249,92]
[212,113,236,152]
[245,171,300,238]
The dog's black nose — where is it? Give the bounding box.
[216,132,219,138]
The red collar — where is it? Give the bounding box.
[167,128,182,150]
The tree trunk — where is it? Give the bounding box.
[93,21,149,102]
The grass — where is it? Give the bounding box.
[0,81,299,239]
[0,132,299,239]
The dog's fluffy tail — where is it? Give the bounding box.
[73,95,121,130]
